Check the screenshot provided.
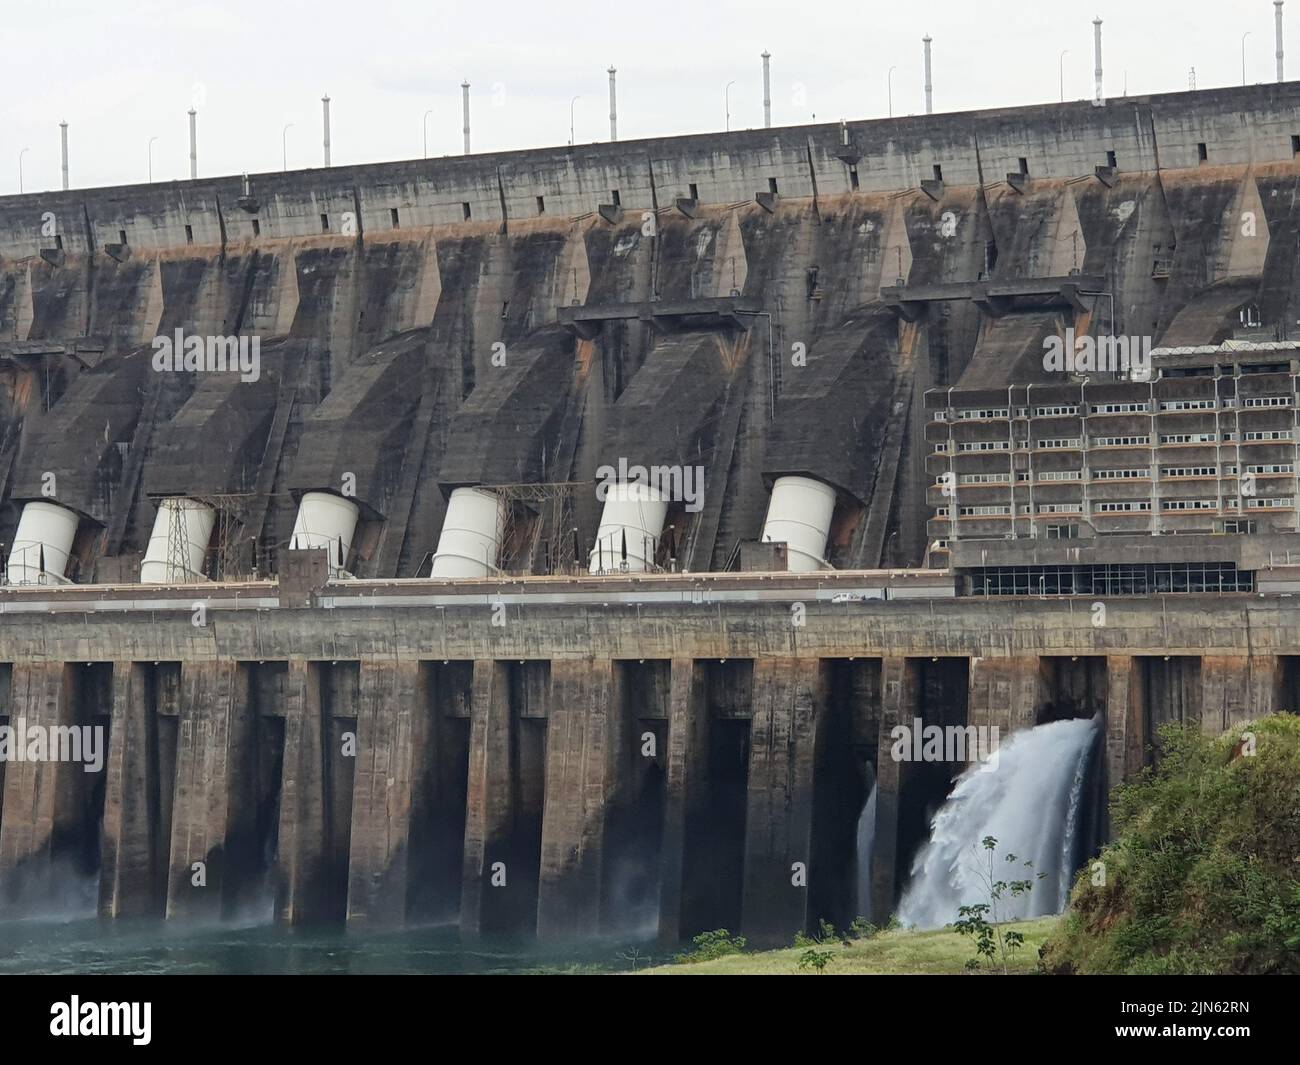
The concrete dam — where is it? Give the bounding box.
[1,80,1300,946]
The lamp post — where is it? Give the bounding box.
[18,147,29,193]
[147,137,157,183]
[887,66,896,117]
[1242,31,1252,84]
[1059,49,1069,101]
[282,123,295,171]
[569,95,581,146]
[725,80,736,130]
[422,109,433,158]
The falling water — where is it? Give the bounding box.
[855,783,877,922]
[896,716,1100,929]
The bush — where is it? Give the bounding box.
[1042,715,1300,975]
[673,929,747,964]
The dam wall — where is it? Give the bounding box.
[0,567,1292,943]
[3,83,1300,581]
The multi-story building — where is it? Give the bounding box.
[924,340,1300,573]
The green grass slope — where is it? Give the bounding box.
[1042,714,1300,974]
[639,918,1058,975]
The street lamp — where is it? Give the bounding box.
[1059,49,1069,102]
[282,123,295,171]
[1242,31,1252,84]
[725,80,736,130]
[18,147,29,193]
[887,66,897,117]
[569,95,581,146]
[422,109,433,158]
[147,137,158,183]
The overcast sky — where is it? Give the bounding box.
[0,0,1291,193]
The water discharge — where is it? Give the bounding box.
[897,716,1101,929]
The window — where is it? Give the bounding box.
[1223,519,1257,533]
[185,224,193,244]
[1162,467,1216,478]
[1159,398,1216,411]
[957,440,1010,452]
[1097,501,1152,512]
[959,505,1012,516]
[1247,496,1296,509]
[1037,470,1082,481]
[957,407,1009,420]
[1245,429,1292,441]
[933,164,943,181]
[54,234,63,250]
[462,202,472,220]
[768,178,779,194]
[611,189,621,206]
[1094,468,1149,479]
[849,166,859,190]
[1163,499,1216,511]
[1036,503,1081,513]
[1159,432,1216,444]
[536,195,546,215]
[1036,438,1081,449]
[320,213,330,232]
[390,208,400,228]
[1247,463,1294,474]
[1018,157,1029,175]
[1197,142,1208,163]
[1092,402,1148,414]
[118,229,127,244]
[1046,524,1080,539]
[252,218,261,237]
[1094,435,1150,447]
[1035,404,1079,416]
[1243,395,1289,407]
[1106,150,1117,168]
[959,472,1012,484]
[689,183,698,200]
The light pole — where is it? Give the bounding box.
[1242,31,1252,84]
[1059,49,1069,101]
[147,137,157,183]
[422,109,433,158]
[887,66,896,117]
[725,80,736,130]
[282,123,294,171]
[18,148,29,193]
[569,95,581,146]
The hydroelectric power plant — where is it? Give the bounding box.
[3,73,1300,957]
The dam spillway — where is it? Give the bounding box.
[3,79,1300,946]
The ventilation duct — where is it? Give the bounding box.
[290,491,360,573]
[589,481,668,574]
[760,476,836,572]
[140,498,215,583]
[430,487,507,578]
[6,501,79,585]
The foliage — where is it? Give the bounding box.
[796,947,835,973]
[1042,715,1300,975]
[672,929,747,964]
[952,835,1042,973]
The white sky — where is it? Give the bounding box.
[0,0,1291,192]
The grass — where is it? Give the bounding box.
[639,917,1060,975]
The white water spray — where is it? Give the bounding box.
[897,716,1100,929]
[855,783,877,921]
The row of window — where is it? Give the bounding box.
[968,562,1254,597]
[934,395,1296,421]
[940,495,1297,518]
[937,429,1297,453]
